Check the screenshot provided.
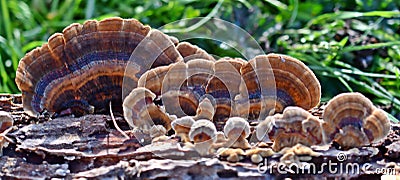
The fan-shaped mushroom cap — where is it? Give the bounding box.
[322,92,390,148]
[206,58,246,122]
[238,55,274,120]
[224,117,251,140]
[176,42,215,62]
[189,120,217,143]
[189,119,218,156]
[185,59,215,98]
[123,87,172,133]
[137,65,172,96]
[256,106,324,151]
[238,54,321,119]
[223,117,251,149]
[15,17,182,116]
[267,54,321,112]
[171,116,195,142]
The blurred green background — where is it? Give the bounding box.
[0,0,399,120]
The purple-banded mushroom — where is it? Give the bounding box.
[256,106,325,151]
[206,58,245,122]
[237,54,321,120]
[188,119,217,156]
[223,117,251,149]
[14,17,184,116]
[322,92,390,149]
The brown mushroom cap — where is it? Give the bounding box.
[189,119,217,143]
[194,96,216,121]
[206,58,245,121]
[256,106,325,150]
[171,116,195,134]
[267,54,321,112]
[238,54,321,119]
[15,17,183,116]
[322,92,390,147]
[223,117,250,140]
[123,87,172,132]
[176,42,215,62]
[137,65,172,96]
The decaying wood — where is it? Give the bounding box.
[0,94,399,179]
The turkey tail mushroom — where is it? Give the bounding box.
[15,17,183,116]
[322,92,390,149]
[237,54,321,120]
[123,87,172,134]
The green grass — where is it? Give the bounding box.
[0,0,399,120]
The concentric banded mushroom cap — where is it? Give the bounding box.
[185,59,215,97]
[331,126,370,148]
[363,108,391,142]
[15,17,182,116]
[238,55,275,119]
[322,92,390,147]
[223,117,250,139]
[137,65,172,96]
[189,119,217,143]
[266,54,321,112]
[176,42,215,62]
[206,58,246,121]
[123,87,172,132]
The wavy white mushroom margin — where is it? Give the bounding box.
[122,17,277,159]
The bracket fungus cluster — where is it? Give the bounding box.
[14,17,393,164]
[256,93,390,151]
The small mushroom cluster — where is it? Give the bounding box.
[256,92,391,150]
[170,116,252,156]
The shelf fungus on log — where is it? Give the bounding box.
[189,119,218,156]
[123,87,173,135]
[256,106,325,151]
[15,17,214,117]
[236,54,321,120]
[322,92,390,149]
